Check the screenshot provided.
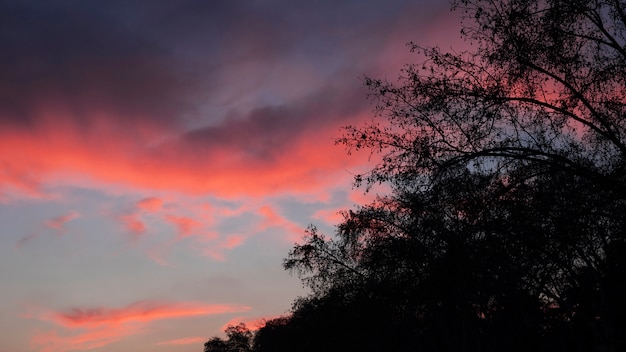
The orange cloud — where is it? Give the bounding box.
[30,301,251,352]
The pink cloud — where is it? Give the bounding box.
[31,324,143,352]
[312,208,344,226]
[220,315,283,331]
[221,235,245,249]
[257,205,303,241]
[214,203,248,218]
[29,301,251,352]
[44,211,80,235]
[109,198,226,262]
[136,197,163,212]
[165,215,202,238]
[0,164,46,200]
[46,301,248,328]
[119,213,146,236]
[0,100,369,201]
[114,197,166,237]
[196,234,248,261]
[15,211,80,248]
[0,1,462,205]
[156,336,207,346]
[195,205,306,260]
[145,242,175,266]
[348,183,392,205]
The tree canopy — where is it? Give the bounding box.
[204,323,253,352]
[204,0,626,351]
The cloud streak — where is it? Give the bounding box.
[46,301,249,327]
[156,336,208,346]
[30,300,251,351]
[44,211,80,234]
[15,211,80,248]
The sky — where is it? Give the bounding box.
[0,1,464,351]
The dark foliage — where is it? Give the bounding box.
[204,323,253,352]
[204,0,626,351]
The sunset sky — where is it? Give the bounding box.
[0,1,463,351]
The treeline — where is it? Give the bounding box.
[204,0,626,351]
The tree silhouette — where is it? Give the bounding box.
[287,0,626,350]
[343,0,626,193]
[204,0,626,350]
[204,323,253,352]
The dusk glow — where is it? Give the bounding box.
[0,1,461,351]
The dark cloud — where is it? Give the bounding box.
[0,0,448,139]
[0,1,204,131]
[175,72,368,164]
